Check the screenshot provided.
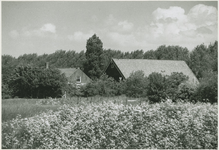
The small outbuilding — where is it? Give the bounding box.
[105,58,199,85]
[58,68,91,87]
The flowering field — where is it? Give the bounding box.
[2,101,217,149]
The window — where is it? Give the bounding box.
[76,76,81,83]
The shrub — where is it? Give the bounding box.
[165,72,189,101]
[65,84,82,97]
[147,72,166,103]
[177,82,196,102]
[96,74,120,96]
[193,71,217,103]
[124,70,148,98]
[81,74,122,97]
[9,66,67,98]
[147,72,189,103]
[81,80,99,97]
[2,84,12,99]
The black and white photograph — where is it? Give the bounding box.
[2,1,218,149]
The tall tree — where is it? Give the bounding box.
[207,41,218,72]
[84,34,104,79]
[131,50,144,59]
[189,44,212,79]
[143,50,157,59]
[155,45,190,63]
[2,55,17,98]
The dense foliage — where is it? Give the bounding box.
[8,66,67,98]
[2,34,217,102]
[2,41,217,81]
[145,72,188,103]
[76,71,202,104]
[165,72,189,101]
[81,74,123,97]
[124,70,148,98]
[190,42,218,79]
[192,71,218,103]
[177,82,196,102]
[147,72,167,103]
[2,101,217,149]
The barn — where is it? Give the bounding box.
[105,58,199,85]
[58,68,91,87]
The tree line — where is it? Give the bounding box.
[2,34,218,102]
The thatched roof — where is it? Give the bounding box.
[111,58,199,85]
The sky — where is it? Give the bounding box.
[2,1,218,58]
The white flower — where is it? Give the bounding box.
[45,120,50,127]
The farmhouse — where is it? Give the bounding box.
[58,68,91,87]
[105,58,199,85]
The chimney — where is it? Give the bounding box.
[46,62,49,69]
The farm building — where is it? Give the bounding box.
[105,58,199,85]
[58,68,91,87]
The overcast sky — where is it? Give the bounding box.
[2,1,218,58]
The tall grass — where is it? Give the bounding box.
[2,99,59,122]
[2,96,137,122]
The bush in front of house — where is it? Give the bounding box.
[146,72,189,103]
[81,74,123,97]
[165,72,189,101]
[80,80,99,97]
[81,71,191,103]
[192,71,217,103]
[8,66,67,98]
[177,82,196,102]
[146,72,167,103]
[124,70,148,98]
[64,84,83,97]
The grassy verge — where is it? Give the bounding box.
[2,99,60,122]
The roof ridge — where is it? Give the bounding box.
[112,58,185,62]
[58,68,77,69]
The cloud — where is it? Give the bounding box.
[105,14,117,26]
[104,14,134,33]
[108,32,137,47]
[105,4,217,51]
[9,30,19,39]
[18,23,57,38]
[68,31,94,41]
[104,15,137,47]
[150,6,188,37]
[188,4,217,27]
[145,4,217,48]
[91,15,98,22]
[151,4,217,36]
[152,6,187,23]
[40,23,56,33]
[196,26,213,34]
[117,20,134,32]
